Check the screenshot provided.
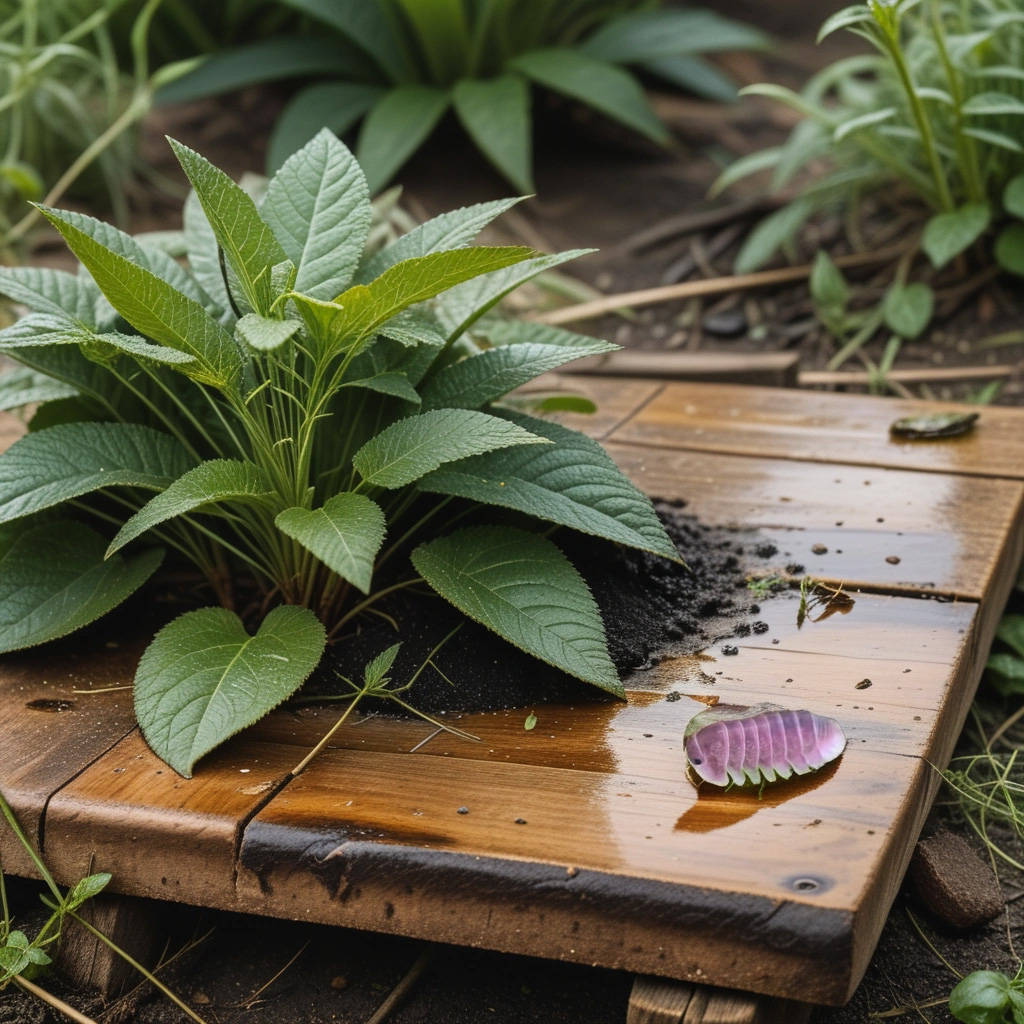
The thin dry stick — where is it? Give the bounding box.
[534,245,910,326]
[239,940,310,1009]
[365,948,433,1024]
[799,364,1015,387]
[13,975,99,1024]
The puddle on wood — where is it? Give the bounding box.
[674,759,841,833]
[25,698,75,713]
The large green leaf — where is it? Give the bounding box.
[235,313,302,352]
[135,605,326,777]
[169,139,286,315]
[420,339,614,410]
[435,250,590,339]
[356,86,450,193]
[510,49,670,145]
[267,83,385,174]
[155,37,376,105]
[359,197,523,280]
[37,206,242,388]
[0,519,162,654]
[0,367,77,412]
[452,75,533,194]
[263,129,372,301]
[297,246,533,355]
[341,371,421,404]
[0,266,100,324]
[353,408,547,488]
[922,203,991,268]
[641,55,738,103]
[419,413,679,561]
[275,492,386,594]
[280,0,412,80]
[108,460,272,556]
[580,9,765,63]
[0,422,194,524]
[182,190,233,317]
[411,526,621,694]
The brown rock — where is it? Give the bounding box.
[908,830,1003,930]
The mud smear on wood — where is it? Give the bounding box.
[316,501,768,714]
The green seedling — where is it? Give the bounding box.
[157,0,765,193]
[0,130,680,777]
[745,572,787,600]
[950,965,1024,1024]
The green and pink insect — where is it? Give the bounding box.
[684,703,846,788]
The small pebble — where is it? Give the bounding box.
[886,555,901,565]
[457,806,469,815]
[702,308,747,337]
[812,543,828,555]
[721,645,739,656]
[752,621,769,634]
[331,977,348,991]
[514,818,528,825]
[856,679,872,690]
[665,691,682,702]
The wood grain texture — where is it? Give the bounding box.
[0,641,140,876]
[628,975,694,1023]
[605,441,1024,602]
[610,382,1024,478]
[527,374,662,439]
[563,350,799,388]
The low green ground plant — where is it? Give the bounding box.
[950,966,1024,1023]
[156,0,765,192]
[717,0,1024,346]
[0,130,680,777]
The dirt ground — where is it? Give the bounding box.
[4,1,1024,1021]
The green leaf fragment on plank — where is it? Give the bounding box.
[135,604,326,777]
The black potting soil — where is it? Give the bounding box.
[313,499,763,714]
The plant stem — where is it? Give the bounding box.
[13,976,99,1024]
[290,688,368,777]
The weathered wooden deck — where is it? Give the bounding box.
[3,377,1023,1008]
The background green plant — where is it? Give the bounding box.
[156,0,765,193]
[718,0,1024,292]
[0,130,679,777]
[0,0,195,260]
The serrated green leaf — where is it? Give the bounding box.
[263,129,372,300]
[267,82,385,174]
[882,282,934,338]
[0,422,194,524]
[353,408,548,488]
[922,203,991,268]
[356,86,451,193]
[379,309,447,348]
[360,197,523,280]
[341,372,421,404]
[436,250,591,339]
[996,224,1024,275]
[235,313,302,352]
[0,519,163,654]
[364,641,401,686]
[0,266,100,324]
[452,75,533,194]
[297,246,534,356]
[420,339,614,410]
[182,189,233,317]
[169,138,286,315]
[37,205,242,388]
[108,460,272,556]
[0,368,77,412]
[275,492,386,594]
[511,49,669,145]
[135,604,326,777]
[419,412,679,561]
[412,526,621,694]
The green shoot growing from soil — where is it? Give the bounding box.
[0,130,680,777]
[949,964,1024,1024]
[717,0,1024,355]
[0,787,208,1023]
[156,0,765,192]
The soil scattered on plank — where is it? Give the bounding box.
[314,500,761,713]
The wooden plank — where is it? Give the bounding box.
[528,374,662,440]
[43,731,293,904]
[0,641,140,876]
[605,441,1024,602]
[609,382,1024,479]
[563,351,799,388]
[628,975,694,1023]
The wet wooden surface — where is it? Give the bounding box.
[3,380,1024,1006]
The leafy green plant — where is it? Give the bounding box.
[717,0,1024,300]
[0,786,208,1022]
[0,130,680,777]
[950,966,1024,1024]
[156,0,765,193]
[0,0,198,260]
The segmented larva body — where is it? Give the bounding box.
[684,703,846,787]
